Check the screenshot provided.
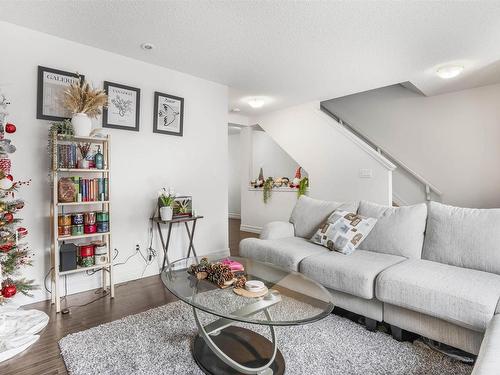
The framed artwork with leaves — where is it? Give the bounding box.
[102,81,141,131]
[153,91,184,137]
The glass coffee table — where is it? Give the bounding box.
[161,253,334,375]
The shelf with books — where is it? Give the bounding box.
[50,134,114,313]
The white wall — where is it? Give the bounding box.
[228,132,241,217]
[0,22,228,305]
[323,83,500,208]
[251,102,395,205]
[240,127,299,232]
[251,130,300,180]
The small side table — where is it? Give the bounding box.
[151,215,204,270]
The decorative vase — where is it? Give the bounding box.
[71,113,92,137]
[160,206,173,221]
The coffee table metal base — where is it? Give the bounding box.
[192,327,285,375]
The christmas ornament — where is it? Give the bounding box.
[17,227,28,237]
[6,174,13,181]
[0,158,11,175]
[4,212,13,223]
[1,282,17,298]
[5,123,16,134]
[0,177,13,190]
[0,242,13,252]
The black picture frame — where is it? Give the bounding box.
[153,91,184,137]
[102,81,141,132]
[37,66,84,121]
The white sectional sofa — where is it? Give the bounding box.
[239,196,500,372]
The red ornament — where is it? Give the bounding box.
[3,212,13,223]
[6,175,13,181]
[0,242,13,252]
[5,123,16,134]
[17,227,28,237]
[1,283,17,298]
[0,159,11,175]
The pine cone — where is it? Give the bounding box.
[234,275,246,289]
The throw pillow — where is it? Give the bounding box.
[311,210,377,255]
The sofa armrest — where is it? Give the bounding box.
[472,315,500,375]
[259,221,295,240]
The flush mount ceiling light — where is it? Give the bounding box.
[231,108,241,112]
[436,65,464,79]
[247,98,265,109]
[141,42,155,51]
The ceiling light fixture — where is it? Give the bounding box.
[231,108,241,112]
[247,98,265,109]
[436,65,464,79]
[141,42,155,51]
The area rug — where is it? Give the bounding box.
[59,301,472,375]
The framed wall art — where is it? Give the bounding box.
[153,91,184,137]
[37,66,84,121]
[102,81,141,131]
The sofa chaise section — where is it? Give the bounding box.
[472,315,500,375]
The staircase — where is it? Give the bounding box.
[319,103,442,203]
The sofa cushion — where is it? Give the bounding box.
[300,250,405,299]
[289,196,358,239]
[376,259,500,331]
[422,201,500,274]
[357,201,427,259]
[311,210,377,255]
[239,236,326,272]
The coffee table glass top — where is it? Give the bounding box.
[161,253,334,326]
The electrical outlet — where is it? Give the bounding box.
[135,243,140,252]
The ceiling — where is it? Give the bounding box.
[2,1,500,116]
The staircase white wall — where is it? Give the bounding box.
[251,101,395,206]
[323,83,500,208]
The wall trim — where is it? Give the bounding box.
[228,212,241,219]
[240,224,261,234]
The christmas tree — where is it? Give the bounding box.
[0,91,35,304]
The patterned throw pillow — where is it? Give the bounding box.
[311,210,377,255]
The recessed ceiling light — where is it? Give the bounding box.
[436,65,464,79]
[141,42,155,51]
[231,108,241,112]
[247,98,265,109]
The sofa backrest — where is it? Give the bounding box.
[422,201,500,274]
[289,195,358,239]
[357,200,427,259]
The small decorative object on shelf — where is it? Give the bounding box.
[63,80,108,137]
[290,166,302,188]
[77,142,91,169]
[298,176,309,197]
[94,145,104,169]
[173,196,192,218]
[158,187,175,221]
[234,275,247,289]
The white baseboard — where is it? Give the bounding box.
[240,224,262,234]
[228,212,241,219]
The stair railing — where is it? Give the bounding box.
[320,104,442,201]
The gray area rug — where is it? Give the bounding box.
[59,301,472,375]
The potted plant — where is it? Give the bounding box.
[63,80,107,137]
[158,187,176,221]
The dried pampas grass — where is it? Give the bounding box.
[63,80,108,118]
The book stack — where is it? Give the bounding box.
[58,144,78,169]
[67,177,108,202]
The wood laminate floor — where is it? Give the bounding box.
[0,219,257,375]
